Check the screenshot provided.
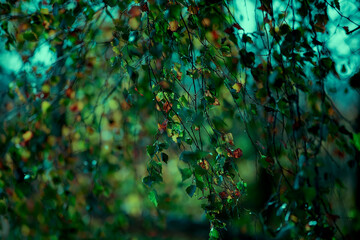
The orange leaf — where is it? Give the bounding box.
[168,21,179,32]
[158,120,168,134]
[211,30,219,40]
[188,5,199,14]
[212,97,220,106]
[163,101,172,113]
[199,159,210,170]
[66,88,75,98]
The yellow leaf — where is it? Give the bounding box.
[42,84,50,93]
[47,136,57,146]
[171,133,179,142]
[41,101,51,113]
[108,99,118,110]
[22,131,33,142]
[232,83,242,93]
[77,101,84,111]
[15,87,26,102]
[62,126,70,137]
[20,149,31,160]
[223,133,234,145]
[21,225,30,236]
[129,17,140,30]
[112,46,120,55]
[40,8,49,15]
[213,177,218,185]
[240,71,246,84]
[172,115,181,123]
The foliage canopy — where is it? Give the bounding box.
[0,0,360,239]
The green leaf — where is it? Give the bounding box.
[23,31,38,41]
[335,178,345,189]
[161,152,169,164]
[259,154,270,168]
[275,224,294,240]
[0,3,11,13]
[148,190,158,207]
[150,43,163,58]
[303,187,316,202]
[179,168,192,181]
[193,113,204,126]
[195,174,205,190]
[167,4,182,20]
[349,71,360,89]
[186,185,196,197]
[158,142,169,151]
[239,49,255,67]
[143,176,153,187]
[147,145,156,158]
[104,0,117,7]
[180,150,208,164]
[209,227,220,239]
[0,200,6,214]
[320,57,333,69]
[279,24,291,35]
[212,117,228,131]
[353,133,360,151]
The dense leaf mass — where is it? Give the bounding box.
[0,0,359,239]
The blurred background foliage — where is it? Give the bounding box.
[0,0,360,239]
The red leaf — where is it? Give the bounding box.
[224,27,234,34]
[6,188,13,196]
[226,148,243,158]
[233,148,243,158]
[134,87,143,96]
[233,23,243,30]
[141,3,149,12]
[70,103,78,112]
[326,213,340,223]
[129,6,141,17]
[219,191,228,199]
[211,30,219,40]
[257,4,267,12]
[257,4,273,15]
[265,156,274,164]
